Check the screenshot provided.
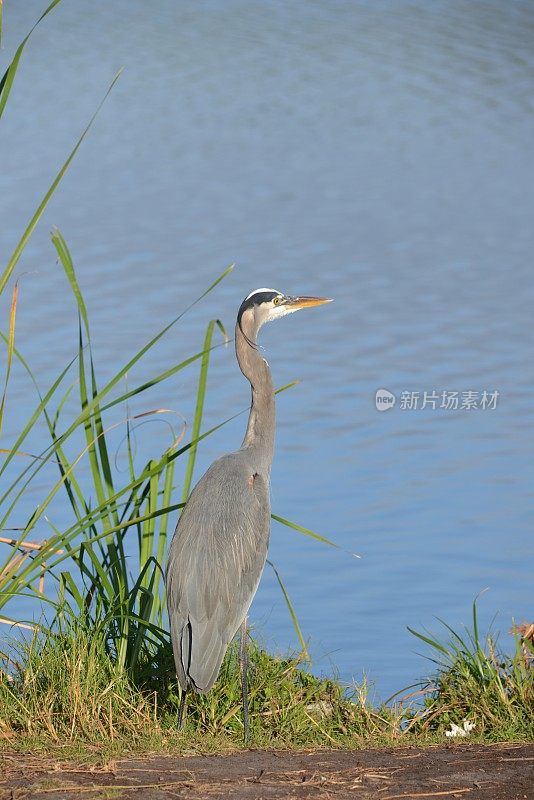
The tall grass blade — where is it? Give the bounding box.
[434,617,475,659]
[271,514,338,548]
[55,228,120,532]
[153,458,175,624]
[181,319,227,502]
[0,67,122,296]
[406,626,451,658]
[0,331,91,539]
[51,229,89,335]
[0,0,62,122]
[267,559,310,662]
[471,589,489,654]
[0,332,76,477]
[0,280,18,434]
[76,315,110,532]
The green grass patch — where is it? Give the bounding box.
[0,619,398,753]
[0,606,531,757]
[406,601,534,742]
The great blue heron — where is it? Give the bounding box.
[165,288,331,740]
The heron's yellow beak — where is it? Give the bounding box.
[283,296,333,309]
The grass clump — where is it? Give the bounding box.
[407,601,534,742]
[0,622,158,744]
[0,619,394,753]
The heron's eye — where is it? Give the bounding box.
[273,296,281,305]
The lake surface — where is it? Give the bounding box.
[1,0,533,702]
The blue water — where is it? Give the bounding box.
[1,0,533,702]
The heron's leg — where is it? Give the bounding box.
[177,687,188,731]
[239,616,250,744]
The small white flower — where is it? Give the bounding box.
[445,719,475,738]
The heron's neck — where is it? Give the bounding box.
[235,319,275,476]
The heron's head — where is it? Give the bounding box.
[237,288,331,343]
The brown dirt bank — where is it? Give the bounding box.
[1,743,533,800]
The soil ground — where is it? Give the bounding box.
[1,743,533,800]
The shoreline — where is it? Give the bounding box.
[2,743,533,799]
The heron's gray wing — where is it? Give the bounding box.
[166,452,270,692]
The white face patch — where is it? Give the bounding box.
[265,303,300,323]
[244,287,280,301]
